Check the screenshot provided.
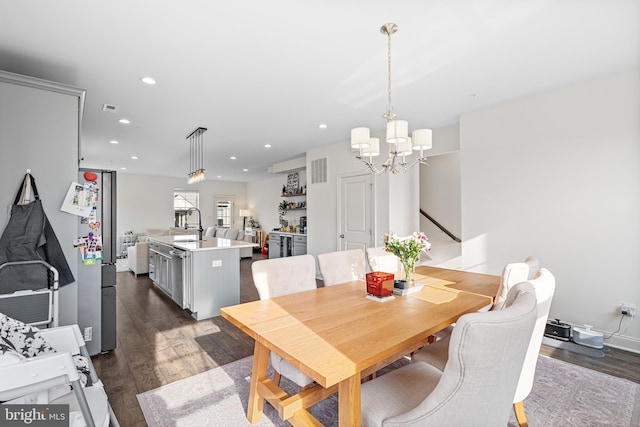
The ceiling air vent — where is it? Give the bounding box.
[102,104,118,113]
[311,158,327,184]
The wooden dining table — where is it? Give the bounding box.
[220,265,500,427]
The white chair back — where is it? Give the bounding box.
[366,246,403,273]
[318,249,366,286]
[512,267,555,403]
[524,255,540,279]
[251,254,317,299]
[492,262,530,310]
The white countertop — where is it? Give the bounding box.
[149,235,258,252]
[269,231,307,237]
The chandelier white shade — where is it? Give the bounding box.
[351,23,433,175]
[187,127,207,184]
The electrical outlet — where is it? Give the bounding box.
[621,302,637,318]
[84,326,93,341]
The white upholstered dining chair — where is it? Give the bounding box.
[317,249,366,286]
[250,254,317,388]
[429,259,531,344]
[413,261,555,427]
[492,261,531,310]
[366,246,403,273]
[360,282,538,427]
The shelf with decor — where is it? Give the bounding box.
[283,200,306,210]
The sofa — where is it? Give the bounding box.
[208,227,256,258]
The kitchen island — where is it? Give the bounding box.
[148,235,257,320]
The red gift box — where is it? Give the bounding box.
[366,272,394,297]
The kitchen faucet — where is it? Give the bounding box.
[185,207,204,241]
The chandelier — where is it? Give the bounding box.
[187,127,207,184]
[351,23,432,175]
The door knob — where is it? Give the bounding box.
[339,234,345,238]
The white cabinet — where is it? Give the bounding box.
[149,242,173,298]
[184,247,240,320]
[158,254,172,296]
[293,235,307,256]
[269,232,281,258]
[270,232,306,258]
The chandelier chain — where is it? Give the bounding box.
[387,27,392,119]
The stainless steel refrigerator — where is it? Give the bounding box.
[77,169,117,355]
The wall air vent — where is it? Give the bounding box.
[311,157,327,184]
[102,104,118,113]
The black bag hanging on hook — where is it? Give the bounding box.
[0,173,75,293]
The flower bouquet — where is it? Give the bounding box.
[382,231,431,285]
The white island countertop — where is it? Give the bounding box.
[149,235,258,252]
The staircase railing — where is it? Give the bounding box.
[419,209,461,243]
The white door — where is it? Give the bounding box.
[338,173,373,251]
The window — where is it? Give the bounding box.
[174,190,199,228]
[214,196,234,228]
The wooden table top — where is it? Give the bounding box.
[414,265,501,299]
[221,266,498,388]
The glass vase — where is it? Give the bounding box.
[402,260,416,287]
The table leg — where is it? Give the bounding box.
[247,341,269,423]
[338,374,361,427]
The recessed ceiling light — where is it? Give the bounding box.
[109,140,119,144]
[318,123,327,129]
[230,156,237,160]
[131,156,138,160]
[217,175,222,178]
[264,144,271,148]
[119,118,131,124]
[120,167,126,170]
[141,76,156,85]
[243,168,248,172]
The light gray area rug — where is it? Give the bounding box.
[137,355,640,427]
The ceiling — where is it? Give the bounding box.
[1,1,638,183]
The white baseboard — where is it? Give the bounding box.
[605,333,640,354]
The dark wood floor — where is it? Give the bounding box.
[93,254,640,426]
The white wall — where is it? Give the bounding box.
[304,137,420,258]
[246,175,284,232]
[117,173,247,237]
[420,150,462,267]
[460,68,640,352]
